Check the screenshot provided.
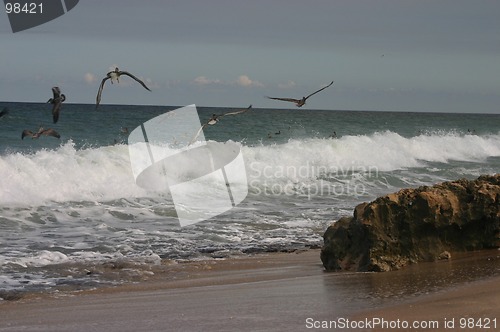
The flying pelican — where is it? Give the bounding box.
[189,105,252,145]
[95,67,151,109]
[22,127,60,140]
[47,87,66,123]
[266,81,334,107]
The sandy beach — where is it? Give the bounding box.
[0,249,498,332]
[351,277,499,332]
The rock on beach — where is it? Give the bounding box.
[321,174,500,272]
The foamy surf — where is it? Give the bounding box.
[0,120,499,297]
[1,131,498,206]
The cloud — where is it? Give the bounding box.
[193,76,222,85]
[84,73,97,84]
[278,80,296,89]
[235,75,263,87]
[143,77,160,89]
[192,75,263,88]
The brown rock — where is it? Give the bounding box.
[438,251,451,260]
[321,174,500,272]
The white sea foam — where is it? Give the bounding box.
[1,132,499,206]
[243,131,500,194]
[5,250,69,268]
[0,141,147,205]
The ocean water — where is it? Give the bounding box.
[0,102,499,297]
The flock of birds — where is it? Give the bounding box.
[2,66,334,142]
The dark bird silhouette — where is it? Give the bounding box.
[22,127,60,140]
[267,81,334,107]
[96,67,152,109]
[47,87,66,123]
[189,105,252,145]
[0,107,9,118]
[275,130,281,135]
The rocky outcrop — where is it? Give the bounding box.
[321,174,500,272]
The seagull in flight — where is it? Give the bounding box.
[267,81,334,107]
[47,87,66,123]
[22,127,60,140]
[189,105,252,145]
[95,67,152,109]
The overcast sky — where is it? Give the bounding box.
[1,0,499,113]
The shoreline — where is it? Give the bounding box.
[1,249,325,302]
[1,248,498,331]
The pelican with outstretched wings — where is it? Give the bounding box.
[267,81,334,107]
[96,67,151,109]
[47,87,66,123]
[189,105,252,145]
[22,127,60,140]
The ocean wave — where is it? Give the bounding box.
[0,141,147,205]
[0,132,499,206]
[243,131,500,183]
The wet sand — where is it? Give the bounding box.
[0,249,498,332]
[351,277,499,331]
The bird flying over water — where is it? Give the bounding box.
[189,105,252,145]
[22,127,60,140]
[47,87,66,123]
[266,81,334,107]
[95,67,152,109]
